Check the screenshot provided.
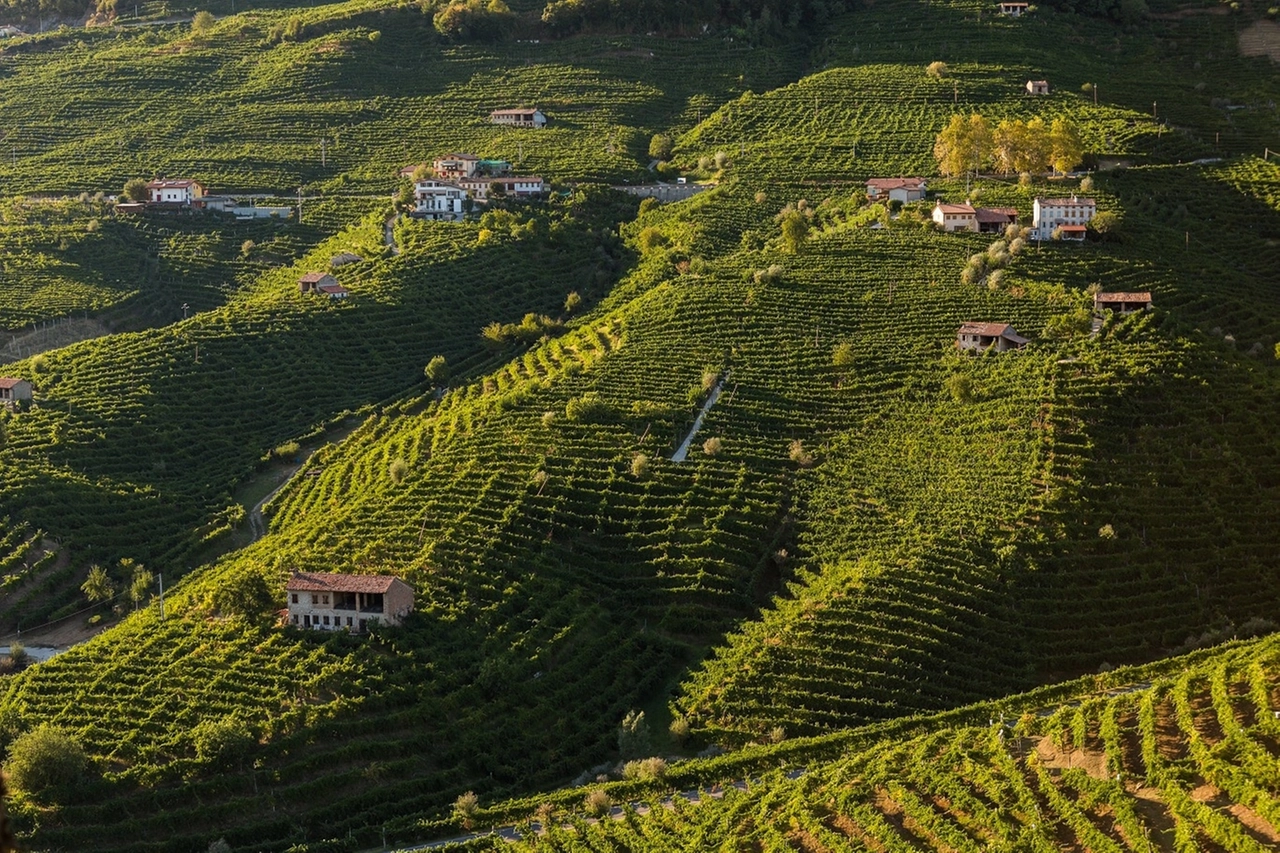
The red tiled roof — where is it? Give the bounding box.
[1058,224,1088,233]
[936,203,976,215]
[286,572,401,593]
[491,108,540,115]
[1096,292,1152,303]
[0,377,27,389]
[146,179,200,189]
[958,323,1028,344]
[399,163,429,177]
[317,283,349,294]
[866,177,926,191]
[299,272,332,283]
[974,207,1018,223]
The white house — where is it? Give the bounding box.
[0,377,32,409]
[413,180,468,221]
[286,572,414,632]
[1026,80,1050,96]
[1032,195,1096,240]
[933,202,978,232]
[866,177,928,203]
[490,108,547,128]
[956,323,1029,353]
[0,25,26,37]
[459,176,546,201]
[146,179,205,206]
[999,2,1029,15]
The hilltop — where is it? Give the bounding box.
[0,0,1276,850]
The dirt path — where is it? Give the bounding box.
[385,214,400,255]
[671,373,729,462]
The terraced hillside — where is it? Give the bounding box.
[485,633,1280,852]
[0,0,1277,851]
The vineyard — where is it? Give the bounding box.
[481,632,1280,852]
[0,0,1275,850]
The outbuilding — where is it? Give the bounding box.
[299,272,339,294]
[1026,80,1050,96]
[956,323,1029,352]
[490,108,547,128]
[1094,291,1152,313]
[866,177,928,203]
[999,2,1029,15]
[286,572,414,631]
[0,377,32,409]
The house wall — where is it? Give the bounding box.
[286,586,410,631]
[1032,200,1096,239]
[0,380,32,401]
[934,208,976,232]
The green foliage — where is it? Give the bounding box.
[1042,308,1093,339]
[121,178,149,203]
[80,564,114,604]
[190,715,255,768]
[648,133,673,161]
[618,709,651,759]
[425,355,451,385]
[209,569,275,622]
[432,0,515,41]
[5,724,88,800]
[779,210,809,253]
[191,10,215,34]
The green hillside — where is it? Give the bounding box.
[0,0,1276,850]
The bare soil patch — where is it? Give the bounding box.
[1036,735,1109,780]
[1239,20,1280,63]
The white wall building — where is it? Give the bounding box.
[146,179,205,205]
[286,572,414,632]
[414,180,468,220]
[1032,195,1096,240]
[490,108,547,128]
[933,202,978,232]
[866,177,927,203]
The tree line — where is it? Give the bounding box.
[934,114,1085,179]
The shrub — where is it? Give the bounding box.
[122,178,149,203]
[702,437,723,456]
[6,724,89,799]
[637,226,668,252]
[565,392,610,423]
[621,756,667,780]
[191,10,214,33]
[453,790,480,829]
[424,355,450,385]
[788,439,814,467]
[753,263,784,284]
[618,709,651,758]
[945,374,975,403]
[191,716,255,768]
[564,291,582,313]
[583,789,611,817]
[926,61,947,78]
[273,441,300,459]
[1098,524,1117,539]
[630,454,651,480]
[1079,176,1095,192]
[648,133,673,160]
[668,716,690,744]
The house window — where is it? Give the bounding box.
[311,594,319,605]
[323,615,330,625]
[322,594,329,605]
[304,615,311,627]
[292,615,298,624]
[291,593,298,604]
[347,617,353,627]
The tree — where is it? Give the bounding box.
[453,791,480,829]
[1049,119,1085,174]
[563,291,582,314]
[191,715,255,768]
[122,559,152,611]
[926,60,947,78]
[191,10,214,33]
[618,710,650,759]
[211,570,276,622]
[832,342,855,383]
[780,210,809,253]
[946,374,976,404]
[424,355,450,385]
[389,458,409,483]
[5,724,89,800]
[122,178,149,203]
[933,113,992,179]
[1089,210,1119,239]
[80,564,115,605]
[647,133,673,161]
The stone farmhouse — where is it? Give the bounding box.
[999,2,1029,15]
[1026,80,1050,96]
[298,272,348,299]
[865,177,927,203]
[286,572,414,632]
[490,108,547,128]
[1095,291,1152,313]
[0,377,32,409]
[956,323,1029,353]
[932,202,1018,233]
[1032,195,1096,240]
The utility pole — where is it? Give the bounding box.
[180,302,189,320]
[320,137,326,168]
[1093,84,1097,105]
[297,187,303,223]
[158,574,165,620]
[1152,101,1157,119]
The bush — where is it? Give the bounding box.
[6,724,89,799]
[788,439,814,467]
[618,709,651,758]
[565,392,610,423]
[630,454,651,479]
[273,441,300,459]
[621,756,667,780]
[583,789,611,817]
[122,178,149,203]
[191,716,255,768]
[424,355,450,385]
[702,437,723,456]
[926,61,947,78]
[191,10,214,33]
[945,374,975,403]
[637,226,668,252]
[453,790,480,829]
[389,458,409,483]
[648,133,673,161]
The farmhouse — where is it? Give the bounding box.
[0,377,32,409]
[146,179,205,206]
[433,152,481,178]
[975,207,1018,233]
[299,272,338,294]
[458,176,546,201]
[490,107,547,128]
[1032,195,1096,240]
[1095,291,1152,313]
[317,282,349,299]
[956,323,1029,352]
[866,177,928,203]
[998,2,1029,15]
[933,202,978,232]
[413,180,469,220]
[1026,80,1050,96]
[285,572,414,632]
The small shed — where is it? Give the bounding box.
[1094,292,1152,313]
[1026,80,1050,96]
[956,323,1029,353]
[975,207,1018,233]
[299,272,338,294]
[999,2,1029,15]
[0,377,32,408]
[317,282,350,300]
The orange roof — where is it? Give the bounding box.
[146,179,200,189]
[286,572,403,594]
[958,322,1028,344]
[867,177,926,190]
[317,283,348,294]
[436,152,479,161]
[299,272,333,283]
[936,202,976,215]
[975,207,1018,223]
[1058,224,1088,232]
[0,377,28,389]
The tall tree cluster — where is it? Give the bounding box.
[934,113,1084,178]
